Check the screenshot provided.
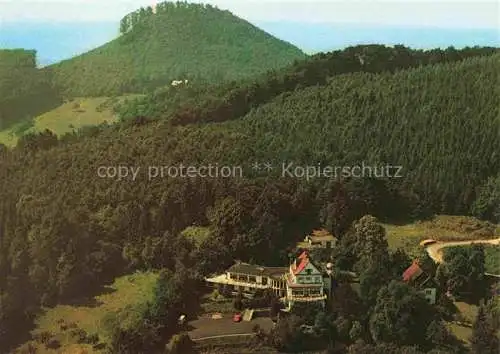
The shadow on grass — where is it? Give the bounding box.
[1,285,116,352]
[1,314,37,354]
[59,285,116,308]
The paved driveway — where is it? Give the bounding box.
[426,237,500,263]
[188,314,274,340]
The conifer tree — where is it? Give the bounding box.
[470,304,499,354]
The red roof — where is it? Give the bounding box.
[293,253,309,275]
[298,251,308,259]
[402,262,423,282]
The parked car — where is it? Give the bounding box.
[233,313,242,322]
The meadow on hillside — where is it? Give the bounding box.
[384,215,499,253]
[17,272,159,353]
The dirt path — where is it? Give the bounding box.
[425,237,500,264]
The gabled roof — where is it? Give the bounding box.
[291,251,321,275]
[403,261,424,282]
[298,251,308,260]
[294,257,309,275]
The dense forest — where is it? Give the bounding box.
[116,44,499,124]
[117,44,500,219]
[0,42,499,352]
[1,2,499,350]
[43,1,305,97]
[0,49,62,130]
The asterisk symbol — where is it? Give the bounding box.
[252,162,261,171]
[263,162,273,172]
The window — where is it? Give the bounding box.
[305,269,312,275]
[305,276,311,282]
[262,277,268,285]
[294,290,304,297]
[326,241,331,248]
[249,276,256,283]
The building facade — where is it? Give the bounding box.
[402,260,437,305]
[285,251,327,309]
[297,229,337,249]
[205,251,327,310]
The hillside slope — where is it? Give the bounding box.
[45,1,305,97]
[0,49,63,130]
[116,45,498,123]
[0,96,139,147]
[227,54,499,213]
[1,48,499,351]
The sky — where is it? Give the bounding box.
[0,0,498,64]
[1,0,498,28]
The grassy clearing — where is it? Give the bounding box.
[0,129,18,147]
[384,215,499,253]
[447,323,472,345]
[181,226,212,247]
[16,271,158,353]
[32,97,120,135]
[446,301,478,345]
[200,292,235,314]
[454,301,479,323]
[0,95,141,147]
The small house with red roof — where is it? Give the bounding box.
[402,260,437,304]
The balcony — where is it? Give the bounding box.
[288,293,327,302]
[205,274,268,289]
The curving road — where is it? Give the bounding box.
[425,237,500,277]
[425,238,500,263]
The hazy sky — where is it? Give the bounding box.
[1,0,498,29]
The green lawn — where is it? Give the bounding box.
[0,129,18,147]
[16,271,158,353]
[32,97,120,135]
[446,301,478,345]
[0,95,141,147]
[447,322,472,345]
[181,226,211,247]
[200,292,235,314]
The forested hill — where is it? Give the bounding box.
[116,44,499,123]
[1,46,499,350]
[44,1,305,97]
[0,49,62,130]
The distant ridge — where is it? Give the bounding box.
[44,1,305,97]
[0,49,62,130]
